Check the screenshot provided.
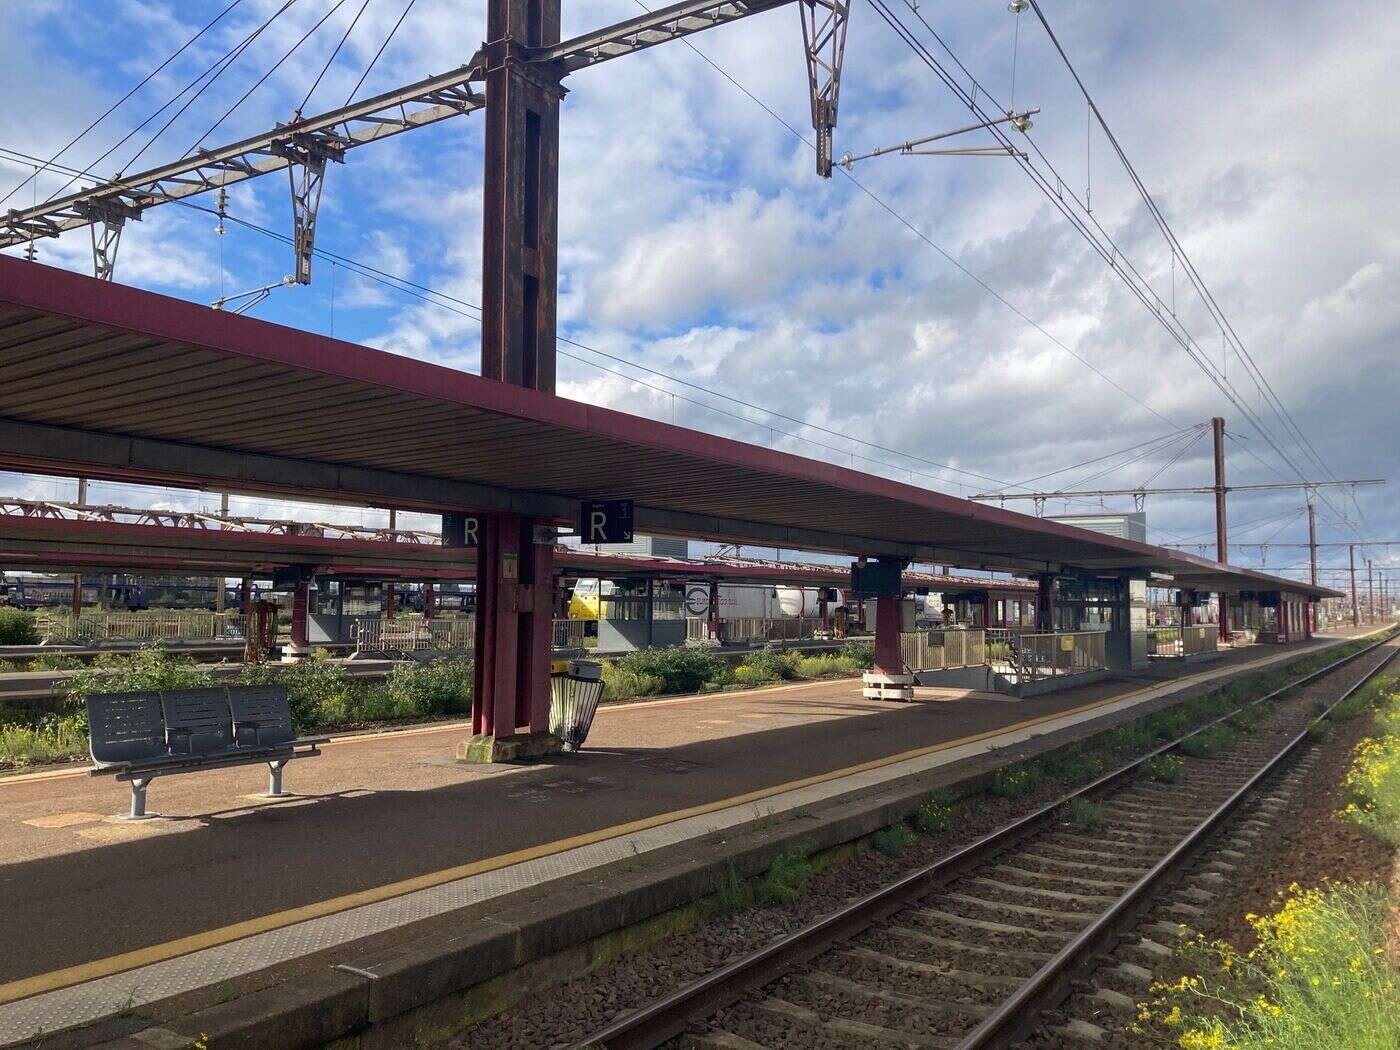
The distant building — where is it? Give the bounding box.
[1046,512,1148,544]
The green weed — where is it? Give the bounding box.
[909,795,952,835]
[1061,797,1107,831]
[0,608,38,645]
[1180,724,1239,759]
[871,823,915,856]
[758,850,814,905]
[989,764,1043,799]
[1144,753,1184,783]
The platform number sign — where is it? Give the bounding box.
[579,499,634,544]
[441,513,480,548]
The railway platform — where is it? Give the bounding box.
[0,629,1377,1048]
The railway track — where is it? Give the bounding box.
[577,632,1398,1050]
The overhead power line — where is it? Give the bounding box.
[0,0,249,209]
[869,0,1361,540]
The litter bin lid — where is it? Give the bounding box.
[568,659,603,680]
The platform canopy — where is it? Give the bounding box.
[0,512,1024,592]
[0,257,1340,599]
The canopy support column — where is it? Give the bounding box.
[1036,573,1055,632]
[864,567,914,701]
[285,574,310,661]
[461,513,559,763]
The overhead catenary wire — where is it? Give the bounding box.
[1025,1,1338,493]
[621,0,1180,433]
[871,0,1361,538]
[0,0,248,209]
[345,0,418,105]
[297,0,373,117]
[30,0,300,204]
[188,0,352,155]
[120,0,304,180]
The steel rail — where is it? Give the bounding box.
[575,629,1397,1049]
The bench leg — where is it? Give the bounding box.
[118,777,155,821]
[264,760,289,798]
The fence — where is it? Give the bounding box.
[36,609,246,644]
[1149,625,1217,658]
[354,617,588,654]
[899,629,986,671]
[1003,630,1106,682]
[552,618,588,650]
[718,616,825,645]
[354,616,474,654]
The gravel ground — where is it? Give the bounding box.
[446,642,1387,1050]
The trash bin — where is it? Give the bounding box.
[549,659,605,752]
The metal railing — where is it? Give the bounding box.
[900,629,987,671]
[36,609,246,644]
[720,616,825,645]
[353,616,587,654]
[1147,626,1215,657]
[354,615,474,654]
[1003,630,1106,682]
[1146,626,1183,657]
[552,618,588,650]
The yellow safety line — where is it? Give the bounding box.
[0,642,1325,1007]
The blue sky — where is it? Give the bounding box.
[1,0,1396,588]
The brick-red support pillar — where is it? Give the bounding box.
[1036,573,1055,632]
[289,577,310,656]
[240,577,252,618]
[423,583,435,620]
[470,513,554,743]
[873,595,904,675]
[385,582,396,619]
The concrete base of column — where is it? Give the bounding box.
[862,671,916,702]
[282,641,310,663]
[457,731,563,764]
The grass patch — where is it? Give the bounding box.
[759,849,814,905]
[1060,796,1107,831]
[841,639,875,669]
[1144,753,1184,783]
[704,849,816,915]
[1338,674,1400,847]
[707,863,751,917]
[1179,724,1239,759]
[871,823,915,856]
[988,763,1043,799]
[30,653,85,672]
[0,714,88,769]
[0,608,38,645]
[909,795,952,835]
[1040,745,1107,784]
[1148,882,1400,1050]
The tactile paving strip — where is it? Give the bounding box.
[0,651,1310,1044]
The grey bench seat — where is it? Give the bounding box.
[87,686,326,819]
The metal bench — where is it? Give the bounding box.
[86,686,327,819]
